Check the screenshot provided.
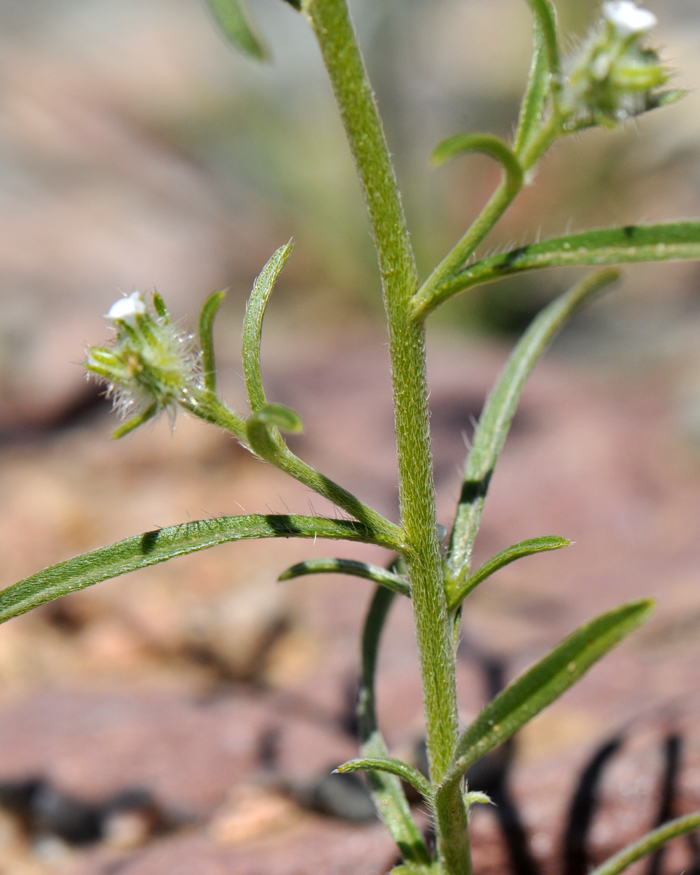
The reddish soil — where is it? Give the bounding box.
[0,336,699,873]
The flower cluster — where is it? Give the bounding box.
[561,1,677,130]
[86,292,202,434]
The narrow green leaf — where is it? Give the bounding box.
[589,811,700,875]
[205,0,269,61]
[250,402,303,433]
[359,586,431,867]
[514,26,550,156]
[359,586,393,745]
[246,403,303,461]
[336,757,432,802]
[152,292,168,319]
[464,791,493,807]
[390,867,440,875]
[655,89,686,110]
[415,221,700,317]
[199,290,226,393]
[448,269,618,577]
[279,558,410,597]
[0,514,393,625]
[111,402,158,439]
[242,242,293,412]
[526,0,559,87]
[431,134,523,196]
[448,536,570,610]
[438,599,654,796]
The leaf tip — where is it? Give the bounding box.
[430,139,455,167]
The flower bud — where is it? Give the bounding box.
[561,3,676,129]
[86,292,202,431]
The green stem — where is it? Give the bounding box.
[184,393,404,549]
[251,424,405,548]
[413,114,561,322]
[185,394,248,441]
[417,178,522,321]
[303,0,464,867]
[519,111,561,170]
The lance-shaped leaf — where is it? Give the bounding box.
[390,867,440,875]
[448,269,618,577]
[112,402,158,440]
[246,402,304,463]
[464,791,493,808]
[248,402,303,434]
[432,134,523,198]
[514,24,550,157]
[152,292,169,320]
[437,599,653,800]
[589,811,700,875]
[242,242,293,412]
[279,558,410,597]
[205,0,269,61]
[414,221,700,317]
[0,514,394,625]
[526,0,559,88]
[448,536,570,610]
[199,290,226,393]
[336,757,432,802]
[359,586,431,866]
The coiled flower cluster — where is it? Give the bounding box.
[85,292,202,436]
[561,1,678,130]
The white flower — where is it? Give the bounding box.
[107,291,146,325]
[88,291,203,436]
[602,1,657,38]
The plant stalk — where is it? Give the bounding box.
[303,0,466,868]
[183,394,403,548]
[413,113,561,321]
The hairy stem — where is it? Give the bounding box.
[303,0,463,867]
[413,114,561,321]
[183,394,403,548]
[417,179,523,320]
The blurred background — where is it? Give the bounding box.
[2,0,700,367]
[0,0,700,872]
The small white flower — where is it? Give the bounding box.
[107,291,146,325]
[88,291,203,436]
[602,1,657,38]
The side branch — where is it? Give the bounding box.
[413,221,700,318]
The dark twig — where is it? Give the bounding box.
[562,736,625,875]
